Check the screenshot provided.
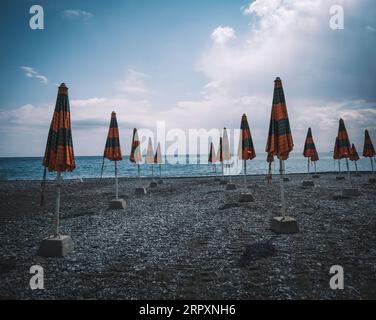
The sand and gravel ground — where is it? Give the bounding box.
[0,172,375,299]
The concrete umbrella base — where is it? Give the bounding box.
[239,193,254,203]
[336,176,346,181]
[369,178,376,184]
[214,177,221,182]
[149,182,158,188]
[109,199,127,209]
[342,188,362,197]
[312,174,320,179]
[270,217,300,234]
[283,177,290,182]
[135,187,147,195]
[302,180,315,187]
[157,179,164,185]
[226,183,237,191]
[219,180,228,185]
[38,235,74,258]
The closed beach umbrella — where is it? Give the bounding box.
[42,83,75,237]
[154,142,163,179]
[333,136,341,173]
[217,137,223,178]
[239,114,256,188]
[336,118,352,181]
[208,142,217,177]
[363,129,375,173]
[350,143,360,173]
[101,111,122,199]
[130,128,142,181]
[266,77,294,219]
[303,127,318,175]
[145,137,155,180]
[222,128,232,182]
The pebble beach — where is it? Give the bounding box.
[0,172,375,300]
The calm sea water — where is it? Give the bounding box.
[0,153,374,181]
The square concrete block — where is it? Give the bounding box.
[353,173,361,177]
[38,235,74,258]
[342,188,361,197]
[158,179,164,185]
[270,217,299,234]
[283,177,290,182]
[109,198,126,209]
[149,182,158,188]
[135,187,147,195]
[302,180,315,187]
[369,178,376,184]
[312,174,320,179]
[226,183,237,191]
[219,180,228,185]
[214,177,221,182]
[336,176,346,180]
[333,192,350,200]
[239,193,254,203]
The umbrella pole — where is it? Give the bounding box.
[152,165,154,181]
[314,161,317,174]
[244,160,247,189]
[355,161,358,173]
[115,161,118,200]
[159,164,162,179]
[345,158,351,184]
[100,157,105,179]
[54,171,62,238]
[214,164,217,177]
[371,157,374,174]
[338,160,341,173]
[222,162,224,180]
[229,162,232,183]
[279,159,286,220]
[137,164,141,183]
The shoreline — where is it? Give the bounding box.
[0,170,374,182]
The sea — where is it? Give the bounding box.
[0,152,374,181]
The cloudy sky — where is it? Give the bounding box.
[0,0,375,157]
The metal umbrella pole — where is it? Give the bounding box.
[159,164,162,179]
[279,159,286,220]
[314,161,317,174]
[137,163,141,183]
[345,158,351,184]
[115,161,119,200]
[54,171,62,238]
[243,160,247,189]
[371,157,374,174]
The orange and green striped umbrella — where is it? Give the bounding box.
[130,128,142,164]
[41,83,75,236]
[303,128,317,158]
[239,114,256,160]
[363,129,375,158]
[336,119,352,159]
[266,77,293,219]
[103,112,122,161]
[350,144,359,162]
[265,77,294,160]
[311,149,319,162]
[43,83,75,173]
[303,127,318,174]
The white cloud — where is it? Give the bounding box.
[116,69,151,95]
[211,26,236,45]
[62,9,93,21]
[20,66,48,84]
